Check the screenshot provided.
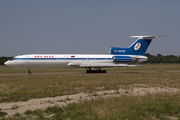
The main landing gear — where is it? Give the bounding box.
[85,67,107,73]
[28,69,32,75]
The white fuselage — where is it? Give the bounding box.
[4,54,147,68]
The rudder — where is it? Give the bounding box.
[127,39,152,55]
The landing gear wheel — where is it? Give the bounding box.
[85,67,107,73]
[28,69,32,75]
[103,70,107,73]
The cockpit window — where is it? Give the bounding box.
[10,57,15,61]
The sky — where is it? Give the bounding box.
[0,0,180,56]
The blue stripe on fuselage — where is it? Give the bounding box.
[14,58,113,60]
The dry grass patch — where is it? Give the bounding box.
[0,84,178,118]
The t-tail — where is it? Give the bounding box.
[109,34,171,56]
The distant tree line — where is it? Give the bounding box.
[0,56,13,65]
[145,53,180,63]
[0,54,180,65]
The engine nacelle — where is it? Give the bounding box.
[112,56,135,63]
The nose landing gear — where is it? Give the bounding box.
[28,69,32,75]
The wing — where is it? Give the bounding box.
[67,63,137,68]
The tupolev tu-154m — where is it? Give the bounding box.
[4,35,170,75]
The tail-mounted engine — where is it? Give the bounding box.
[112,56,136,63]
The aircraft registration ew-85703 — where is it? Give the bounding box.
[4,35,170,75]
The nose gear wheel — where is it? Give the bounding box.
[28,69,32,75]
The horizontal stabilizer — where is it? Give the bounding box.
[130,34,172,39]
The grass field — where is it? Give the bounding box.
[0,64,180,119]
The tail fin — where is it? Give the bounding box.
[127,36,152,55]
[110,35,171,55]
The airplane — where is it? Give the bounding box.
[4,35,170,75]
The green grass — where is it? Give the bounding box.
[61,94,180,120]
[0,72,179,102]
[5,94,180,120]
[0,111,7,117]
[1,64,180,119]
[0,64,180,102]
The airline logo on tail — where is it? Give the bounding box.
[134,42,141,50]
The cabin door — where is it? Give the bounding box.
[64,56,69,62]
[25,56,30,63]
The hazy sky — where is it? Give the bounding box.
[0,0,179,56]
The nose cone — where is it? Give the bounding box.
[4,61,10,66]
